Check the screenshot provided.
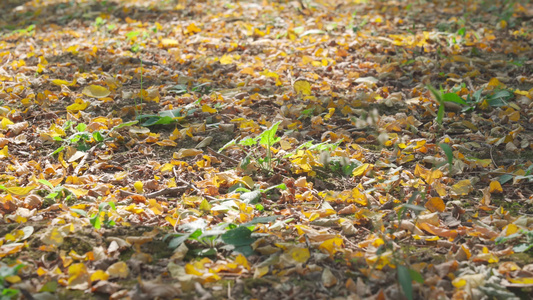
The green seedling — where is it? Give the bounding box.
[499,164,533,185]
[496,227,533,253]
[94,17,105,28]
[463,88,514,112]
[72,201,116,229]
[219,121,282,173]
[427,85,467,125]
[438,143,454,171]
[37,179,75,205]
[50,120,137,156]
[0,263,25,300]
[165,216,278,257]
[230,182,287,205]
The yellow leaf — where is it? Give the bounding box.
[51,79,76,86]
[106,262,129,279]
[451,179,473,196]
[82,85,111,98]
[41,228,64,247]
[502,223,519,236]
[0,117,14,129]
[174,148,203,159]
[165,216,177,227]
[4,185,37,196]
[234,254,250,270]
[160,163,174,173]
[65,187,88,197]
[293,80,311,95]
[319,237,344,256]
[508,277,533,285]
[489,180,503,193]
[90,270,109,282]
[134,181,144,193]
[201,104,217,113]
[352,163,371,177]
[499,20,507,29]
[4,275,20,284]
[161,38,179,48]
[156,139,177,147]
[260,70,279,79]
[425,197,445,212]
[220,55,233,65]
[199,199,212,211]
[487,77,505,89]
[66,98,89,112]
[148,199,163,215]
[289,247,310,263]
[452,278,466,288]
[185,23,201,34]
[0,145,8,158]
[68,263,89,289]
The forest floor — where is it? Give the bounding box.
[0,0,532,299]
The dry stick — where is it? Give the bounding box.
[173,168,218,202]
[206,146,239,165]
[73,145,98,175]
[119,186,189,198]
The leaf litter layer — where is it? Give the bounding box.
[0,0,532,299]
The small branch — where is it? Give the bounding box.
[119,186,189,198]
[73,145,98,175]
[173,168,218,202]
[207,147,239,165]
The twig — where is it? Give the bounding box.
[73,145,98,175]
[489,145,498,167]
[173,168,218,202]
[207,147,239,165]
[119,186,189,198]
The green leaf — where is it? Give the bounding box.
[241,216,279,227]
[397,265,414,300]
[218,138,237,152]
[38,179,54,189]
[191,248,217,257]
[261,183,287,192]
[179,219,208,233]
[498,174,513,185]
[258,121,281,147]
[39,280,58,292]
[239,137,257,147]
[125,30,140,39]
[442,93,467,105]
[240,190,262,204]
[427,85,442,103]
[90,215,101,229]
[221,226,255,247]
[436,104,445,125]
[76,123,87,132]
[70,209,87,217]
[473,89,483,102]
[51,146,65,156]
[409,269,424,284]
[93,131,104,142]
[138,115,176,126]
[111,121,138,131]
[168,234,190,249]
[438,143,454,170]
[513,243,533,253]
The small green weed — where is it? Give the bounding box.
[219,121,282,173]
[0,263,24,300]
